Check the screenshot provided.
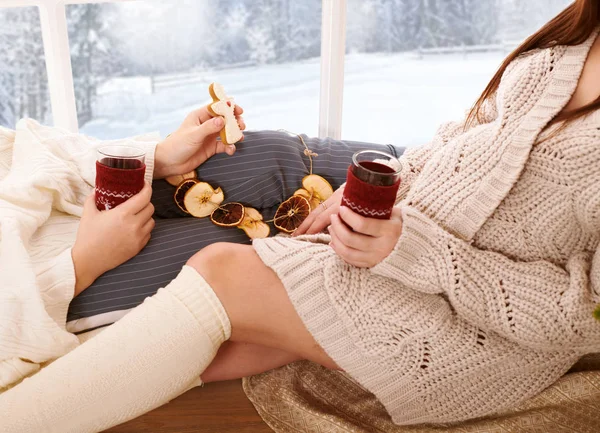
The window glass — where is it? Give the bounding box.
[0,7,52,129]
[342,0,572,148]
[68,1,322,140]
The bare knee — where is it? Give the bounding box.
[186,242,234,277]
[186,243,339,370]
[185,242,250,324]
[185,242,280,339]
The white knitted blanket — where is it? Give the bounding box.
[0,120,157,391]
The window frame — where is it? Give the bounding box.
[0,0,348,139]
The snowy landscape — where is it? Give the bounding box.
[82,51,505,147]
[0,0,572,148]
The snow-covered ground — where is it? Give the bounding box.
[81,51,505,148]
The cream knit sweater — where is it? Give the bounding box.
[369,32,600,417]
[253,30,600,425]
[376,37,600,353]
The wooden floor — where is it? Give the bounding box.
[105,380,272,433]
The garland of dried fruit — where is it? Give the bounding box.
[164,83,333,240]
[165,132,333,240]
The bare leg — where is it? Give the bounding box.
[187,243,339,370]
[201,342,300,383]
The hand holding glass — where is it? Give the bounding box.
[341,150,401,220]
[95,146,146,211]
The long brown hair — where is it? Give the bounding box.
[467,0,600,127]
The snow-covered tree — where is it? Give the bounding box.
[242,0,319,64]
[0,7,50,128]
[285,1,322,60]
[386,0,425,51]
[441,0,499,46]
[0,79,12,128]
[347,0,383,53]
[348,0,499,52]
[220,3,251,64]
[498,0,571,42]
[247,25,276,65]
[203,0,244,66]
[246,0,279,64]
[112,0,219,75]
[68,4,122,125]
[0,13,16,127]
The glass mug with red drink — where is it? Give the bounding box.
[341,150,401,220]
[95,146,146,211]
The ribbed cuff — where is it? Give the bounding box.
[36,248,76,330]
[370,205,448,295]
[118,132,160,185]
[137,139,158,185]
[164,266,232,345]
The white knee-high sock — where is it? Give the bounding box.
[0,266,230,433]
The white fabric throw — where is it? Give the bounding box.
[0,120,158,391]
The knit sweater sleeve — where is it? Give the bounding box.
[396,94,498,203]
[36,248,76,330]
[371,205,600,353]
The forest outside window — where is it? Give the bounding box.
[68,0,323,140]
[0,0,575,143]
[0,6,52,129]
[342,0,573,148]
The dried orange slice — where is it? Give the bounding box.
[210,202,245,227]
[239,207,270,239]
[184,182,225,218]
[294,175,334,210]
[274,195,311,233]
[174,179,198,213]
[165,170,198,187]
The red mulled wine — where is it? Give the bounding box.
[355,161,398,186]
[99,157,145,170]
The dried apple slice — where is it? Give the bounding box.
[174,179,198,213]
[184,182,225,218]
[293,187,320,211]
[274,195,311,233]
[299,174,334,210]
[165,170,198,187]
[211,202,245,227]
[239,207,270,239]
[294,188,311,198]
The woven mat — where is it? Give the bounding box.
[243,355,600,433]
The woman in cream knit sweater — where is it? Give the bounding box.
[2,1,600,431]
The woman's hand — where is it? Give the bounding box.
[71,183,156,296]
[328,206,403,268]
[294,186,344,236]
[153,105,246,179]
